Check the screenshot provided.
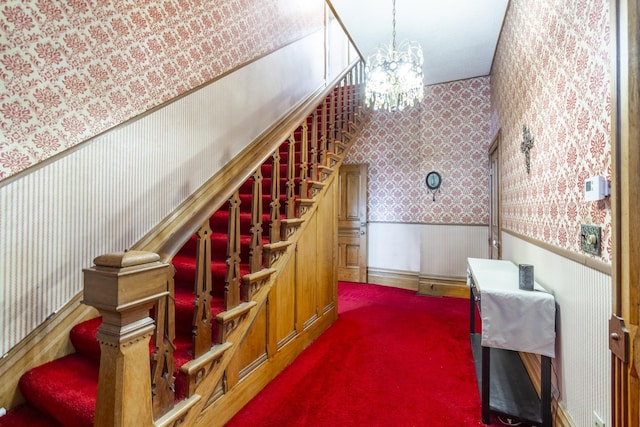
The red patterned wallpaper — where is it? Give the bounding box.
[0,0,323,181]
[491,0,612,263]
[345,77,492,224]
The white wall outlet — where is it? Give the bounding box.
[593,411,605,427]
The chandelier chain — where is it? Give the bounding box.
[392,0,396,49]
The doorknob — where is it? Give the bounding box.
[360,231,365,235]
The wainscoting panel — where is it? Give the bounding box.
[0,33,326,357]
[419,224,488,278]
[367,223,423,273]
[501,232,612,427]
[367,222,488,280]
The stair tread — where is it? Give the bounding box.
[19,354,98,427]
[69,317,102,362]
[0,404,62,427]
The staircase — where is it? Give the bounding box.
[0,64,367,427]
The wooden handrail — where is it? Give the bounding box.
[81,71,370,427]
[131,60,364,263]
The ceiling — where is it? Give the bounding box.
[330,0,509,85]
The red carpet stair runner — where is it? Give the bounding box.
[0,82,363,427]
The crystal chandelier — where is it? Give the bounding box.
[365,0,425,112]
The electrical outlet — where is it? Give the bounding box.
[593,411,605,427]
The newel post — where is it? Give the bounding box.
[83,251,170,427]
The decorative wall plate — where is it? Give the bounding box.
[426,171,441,201]
[426,171,441,190]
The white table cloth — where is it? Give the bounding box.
[467,258,556,358]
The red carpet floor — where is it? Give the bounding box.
[225,281,508,427]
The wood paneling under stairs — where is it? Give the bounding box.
[194,179,340,427]
[296,214,320,330]
[317,184,338,313]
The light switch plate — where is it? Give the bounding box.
[581,224,601,256]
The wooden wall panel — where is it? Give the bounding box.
[317,181,338,313]
[296,214,319,329]
[228,303,268,385]
[273,257,297,349]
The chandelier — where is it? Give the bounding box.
[365,0,425,112]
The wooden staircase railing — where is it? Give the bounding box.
[83,251,172,427]
[82,59,368,427]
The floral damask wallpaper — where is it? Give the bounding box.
[345,77,492,224]
[491,0,612,263]
[0,0,323,181]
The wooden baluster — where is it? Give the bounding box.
[225,190,241,309]
[355,63,361,107]
[349,70,355,120]
[151,274,176,419]
[193,221,213,357]
[353,65,359,107]
[320,96,328,167]
[249,168,263,273]
[269,150,281,243]
[344,76,351,131]
[348,74,354,121]
[341,77,346,126]
[347,74,352,114]
[299,123,309,199]
[358,61,365,106]
[83,251,171,427]
[344,74,351,126]
[328,88,336,155]
[336,82,343,142]
[310,111,318,181]
[285,135,297,219]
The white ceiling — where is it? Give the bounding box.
[330,0,509,85]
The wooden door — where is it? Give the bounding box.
[610,1,640,425]
[337,164,368,282]
[489,133,501,260]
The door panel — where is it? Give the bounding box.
[338,164,368,282]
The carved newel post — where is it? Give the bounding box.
[83,251,170,427]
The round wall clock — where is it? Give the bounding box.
[425,171,441,201]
